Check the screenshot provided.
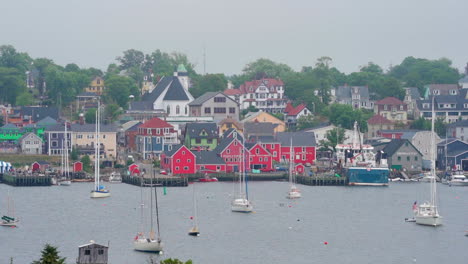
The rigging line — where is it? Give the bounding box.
[153,168,162,241]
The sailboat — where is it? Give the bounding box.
[188,183,200,236]
[231,134,253,213]
[134,168,163,253]
[287,138,301,199]
[415,96,442,226]
[1,193,18,227]
[90,99,110,198]
[58,122,71,186]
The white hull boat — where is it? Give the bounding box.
[90,190,111,198]
[448,173,468,186]
[231,198,253,213]
[58,180,71,186]
[287,185,301,199]
[109,173,122,183]
[0,219,19,227]
[134,238,163,253]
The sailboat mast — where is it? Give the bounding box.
[238,138,242,196]
[430,96,437,209]
[97,99,101,188]
[149,169,154,237]
[154,168,161,241]
[192,183,198,227]
[94,105,98,191]
[244,142,249,201]
[289,138,293,185]
[64,122,69,179]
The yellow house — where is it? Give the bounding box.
[219,117,244,135]
[71,123,117,159]
[85,76,106,95]
[241,111,286,133]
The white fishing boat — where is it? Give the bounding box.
[134,168,163,253]
[109,172,122,183]
[90,98,110,198]
[1,193,18,227]
[415,97,442,227]
[231,132,253,213]
[448,172,468,186]
[58,122,72,186]
[287,138,301,199]
[420,172,435,182]
[188,183,200,237]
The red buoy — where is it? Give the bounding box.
[324,241,328,245]
[190,216,194,220]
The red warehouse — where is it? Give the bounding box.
[276,132,316,165]
[161,145,196,175]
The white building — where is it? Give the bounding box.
[303,124,362,146]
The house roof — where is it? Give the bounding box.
[416,92,468,111]
[1,123,19,130]
[223,89,242,95]
[368,114,393,125]
[163,144,185,157]
[36,116,57,126]
[18,132,42,143]
[276,132,316,146]
[71,124,118,133]
[188,92,219,106]
[242,111,283,124]
[405,87,421,100]
[244,122,277,137]
[239,78,284,94]
[219,118,243,129]
[255,136,276,143]
[130,76,173,111]
[437,138,459,146]
[194,151,225,165]
[121,120,142,132]
[426,84,459,94]
[284,102,294,113]
[21,106,59,122]
[336,86,369,101]
[185,122,218,139]
[286,103,308,116]
[163,77,190,101]
[382,139,422,157]
[139,117,173,129]
[213,137,246,154]
[375,97,405,105]
[446,119,468,128]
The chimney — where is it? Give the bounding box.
[79,113,85,125]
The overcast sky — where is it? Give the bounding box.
[1,0,467,75]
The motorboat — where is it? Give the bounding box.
[231,197,253,213]
[287,185,301,199]
[109,172,122,183]
[448,172,468,186]
[198,176,218,182]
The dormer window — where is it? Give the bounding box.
[384,105,388,110]
[450,90,457,95]
[433,90,439,95]
[399,105,404,110]
[464,103,468,108]
[423,103,430,109]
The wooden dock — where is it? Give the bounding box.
[123,174,189,187]
[186,172,287,182]
[2,173,52,186]
[296,174,348,186]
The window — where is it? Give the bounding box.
[52,141,58,147]
[216,166,220,171]
[98,249,104,255]
[250,157,253,161]
[176,166,179,170]
[77,134,83,139]
[184,166,189,170]
[227,149,230,154]
[384,105,388,110]
[84,250,91,255]
[214,97,226,103]
[423,103,430,109]
[256,148,259,154]
[302,154,306,160]
[185,106,188,115]
[204,107,211,114]
[52,133,57,139]
[182,151,186,155]
[229,107,236,114]
[207,139,212,144]
[450,90,457,95]
[433,90,439,95]
[407,156,410,161]
[167,105,170,114]
[273,151,277,157]
[415,156,418,161]
[157,128,160,134]
[195,139,201,144]
[176,105,180,115]
[302,147,306,152]
[176,159,180,163]
[259,157,263,161]
[399,105,404,110]
[188,159,191,163]
[265,157,268,161]
[214,107,226,113]
[397,156,401,161]
[156,137,161,143]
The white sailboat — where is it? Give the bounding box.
[134,168,163,253]
[188,183,200,236]
[1,193,18,227]
[90,99,110,198]
[58,122,71,186]
[287,138,301,199]
[415,97,442,226]
[231,134,253,213]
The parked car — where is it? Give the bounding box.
[160,169,167,175]
[275,166,288,172]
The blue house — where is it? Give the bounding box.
[437,138,468,171]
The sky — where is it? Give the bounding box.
[1,0,467,75]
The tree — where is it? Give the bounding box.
[435,118,446,137]
[242,58,293,80]
[117,49,145,70]
[296,115,318,131]
[70,147,79,161]
[81,155,92,172]
[0,67,27,104]
[319,127,347,152]
[85,108,96,124]
[0,45,32,72]
[32,244,66,264]
[159,258,193,264]
[16,91,34,106]
[104,75,139,107]
[360,62,383,74]
[410,117,431,131]
[191,74,227,98]
[326,104,373,131]
[103,104,122,124]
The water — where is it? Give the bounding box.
[0,181,467,264]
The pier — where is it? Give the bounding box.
[296,174,348,186]
[2,173,52,186]
[123,174,189,187]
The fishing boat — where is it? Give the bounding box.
[336,121,389,186]
[198,173,218,182]
[188,183,200,236]
[287,139,301,199]
[109,172,122,183]
[231,133,253,213]
[415,97,442,227]
[90,99,110,198]
[134,168,163,253]
[448,171,468,186]
[1,193,18,227]
[58,122,71,186]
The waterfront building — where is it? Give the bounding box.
[160,144,196,175]
[77,241,108,264]
[382,139,423,171]
[246,142,273,171]
[241,111,286,133]
[214,137,250,173]
[183,122,218,151]
[135,117,178,159]
[43,123,72,156]
[18,132,43,155]
[188,91,239,121]
[244,122,277,142]
[366,115,395,139]
[194,151,226,173]
[436,138,468,171]
[446,119,468,142]
[71,123,117,159]
[276,132,316,165]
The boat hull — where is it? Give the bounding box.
[448,180,468,186]
[287,191,301,199]
[231,198,253,213]
[347,167,389,186]
[58,180,71,186]
[0,220,18,227]
[199,178,218,182]
[415,215,443,226]
[90,190,111,198]
[134,239,163,253]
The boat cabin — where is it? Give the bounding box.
[77,241,108,264]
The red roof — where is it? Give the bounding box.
[239,78,284,94]
[287,103,307,116]
[375,97,405,105]
[367,114,393,125]
[139,117,173,128]
[284,102,294,113]
[223,89,242,95]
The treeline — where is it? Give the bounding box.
[0,45,463,129]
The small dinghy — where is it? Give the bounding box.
[405,217,416,222]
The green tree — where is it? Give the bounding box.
[319,127,347,152]
[0,67,27,104]
[360,62,383,74]
[296,114,318,131]
[81,155,92,172]
[0,45,32,72]
[32,244,66,264]
[117,49,145,70]
[159,258,193,264]
[242,58,293,80]
[104,75,139,107]
[435,118,446,137]
[103,104,122,124]
[326,104,373,131]
[70,147,79,161]
[16,91,34,106]
[410,117,431,130]
[191,74,227,98]
[85,108,97,124]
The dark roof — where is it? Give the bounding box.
[417,92,468,112]
[194,151,225,165]
[1,123,19,130]
[131,76,173,110]
[36,116,57,126]
[255,136,276,143]
[336,86,369,101]
[382,139,422,157]
[71,124,118,133]
[446,119,468,128]
[163,77,189,100]
[276,132,316,147]
[222,128,244,141]
[164,144,185,157]
[437,138,459,146]
[21,106,59,122]
[127,122,142,132]
[244,142,256,149]
[188,92,219,106]
[405,87,421,100]
[185,122,218,139]
[244,122,277,136]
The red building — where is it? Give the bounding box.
[194,151,226,173]
[247,143,273,171]
[260,141,281,163]
[276,132,316,165]
[73,161,83,172]
[160,145,196,175]
[214,137,250,173]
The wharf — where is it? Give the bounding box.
[297,174,348,186]
[2,173,52,186]
[186,172,287,182]
[123,174,189,187]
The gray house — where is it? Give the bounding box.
[18,132,43,155]
[77,241,108,264]
[334,85,374,110]
[188,92,240,121]
[383,139,423,171]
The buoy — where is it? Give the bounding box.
[163,186,167,195]
[288,227,292,229]
[297,219,300,222]
[324,241,328,245]
[288,205,292,208]
[190,216,193,220]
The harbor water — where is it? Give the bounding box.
[0,181,467,264]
